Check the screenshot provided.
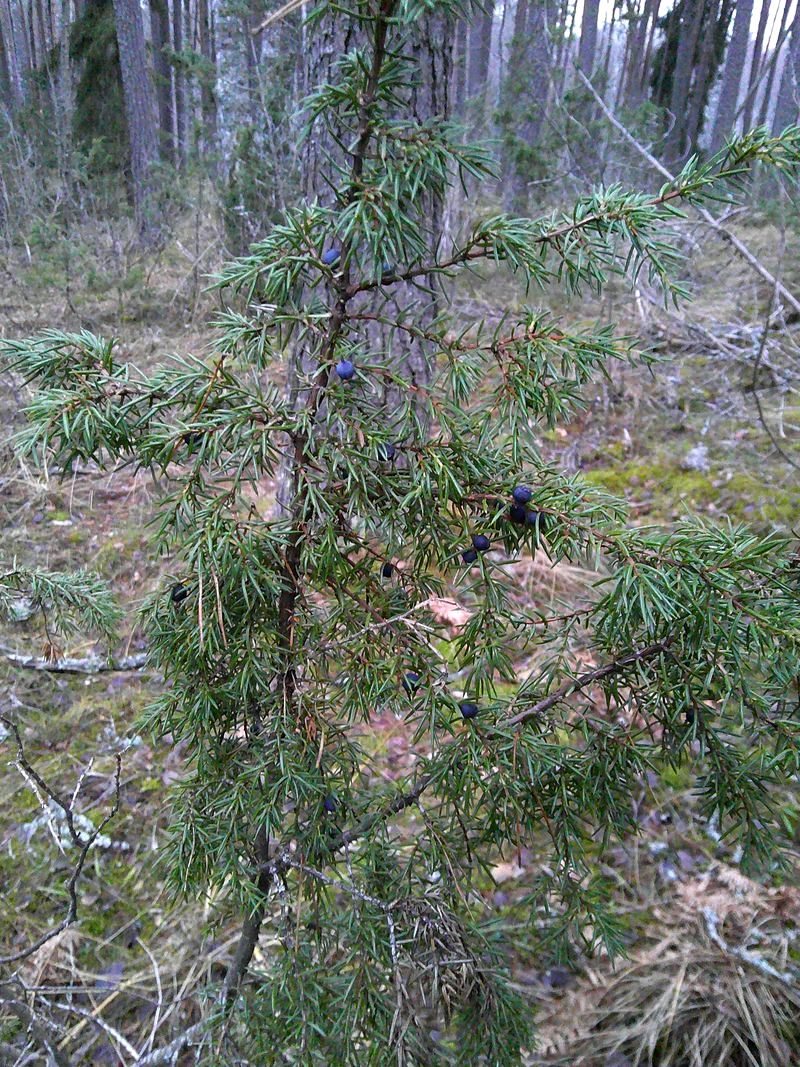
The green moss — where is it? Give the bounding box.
[585,460,796,529]
[659,762,694,792]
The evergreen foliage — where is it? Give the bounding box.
[70,0,127,172]
[4,2,800,1061]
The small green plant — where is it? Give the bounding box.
[3,2,800,1062]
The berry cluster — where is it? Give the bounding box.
[508,485,543,530]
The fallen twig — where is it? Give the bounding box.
[1,647,147,674]
[0,717,122,966]
[575,68,800,318]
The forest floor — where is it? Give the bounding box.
[1,206,799,1064]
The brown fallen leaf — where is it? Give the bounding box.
[425,596,472,631]
[491,860,525,884]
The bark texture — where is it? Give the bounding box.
[112,0,161,241]
[710,0,753,149]
[149,0,175,162]
[301,8,453,392]
[773,0,800,133]
[577,0,599,74]
[664,0,705,162]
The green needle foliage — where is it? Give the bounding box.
[4,2,800,1063]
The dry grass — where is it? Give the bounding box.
[530,864,800,1067]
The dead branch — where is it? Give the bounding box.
[575,68,800,318]
[0,979,73,1067]
[1,647,147,674]
[0,716,122,966]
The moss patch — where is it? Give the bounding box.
[584,460,797,529]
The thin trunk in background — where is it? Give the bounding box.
[0,0,26,102]
[501,0,550,212]
[741,0,771,132]
[625,0,658,106]
[453,15,467,113]
[772,0,800,132]
[215,0,251,189]
[599,0,620,88]
[578,0,599,73]
[198,0,218,163]
[664,0,705,162]
[150,0,175,162]
[500,0,529,207]
[758,0,792,126]
[245,0,263,126]
[466,2,493,106]
[0,17,10,95]
[558,0,578,93]
[26,1,38,70]
[173,0,186,166]
[112,0,162,241]
[640,0,662,97]
[710,0,754,149]
[684,0,725,153]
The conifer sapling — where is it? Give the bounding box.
[3,3,800,1063]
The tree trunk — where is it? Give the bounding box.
[245,0,263,126]
[501,0,544,211]
[150,0,175,162]
[758,0,791,126]
[197,0,218,163]
[710,0,753,148]
[624,0,658,106]
[578,0,599,74]
[772,0,800,132]
[664,0,705,162]
[467,3,493,102]
[452,14,467,114]
[640,0,663,97]
[684,0,726,153]
[499,0,529,206]
[112,0,161,242]
[0,0,25,103]
[741,0,770,131]
[215,0,250,171]
[599,0,619,88]
[172,0,186,166]
[276,9,453,511]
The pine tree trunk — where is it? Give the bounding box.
[664,0,705,163]
[758,0,791,126]
[245,0,263,126]
[26,1,38,71]
[624,0,657,106]
[198,0,218,163]
[0,0,25,103]
[640,0,663,98]
[684,0,724,153]
[500,0,529,207]
[772,0,800,132]
[0,17,10,96]
[741,0,770,131]
[578,0,599,74]
[215,0,250,170]
[150,0,175,162]
[466,3,493,102]
[452,15,467,115]
[112,0,162,242]
[502,0,551,213]
[710,0,753,149]
[172,0,186,166]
